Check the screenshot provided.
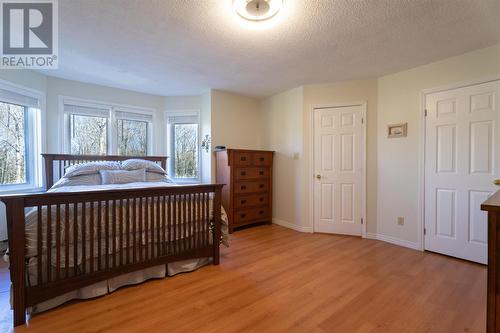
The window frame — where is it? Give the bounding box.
[60,96,155,156]
[165,110,201,184]
[0,79,45,193]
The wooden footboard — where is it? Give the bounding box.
[1,184,223,326]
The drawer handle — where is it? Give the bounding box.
[241,171,246,176]
[241,185,247,190]
[241,213,247,218]
[259,184,264,189]
[259,157,265,162]
[241,199,247,204]
[259,171,264,175]
[241,156,247,161]
[259,197,264,202]
[259,210,264,215]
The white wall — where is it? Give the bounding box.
[200,90,212,183]
[0,72,167,240]
[0,70,48,240]
[46,76,165,154]
[164,95,201,111]
[377,44,500,245]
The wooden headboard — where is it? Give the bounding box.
[42,154,168,189]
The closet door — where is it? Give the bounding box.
[425,80,500,264]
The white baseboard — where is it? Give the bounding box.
[272,218,313,233]
[365,232,421,251]
[272,221,420,251]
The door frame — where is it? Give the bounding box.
[419,74,500,252]
[309,102,367,237]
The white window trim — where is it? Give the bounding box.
[59,96,156,156]
[0,79,46,193]
[165,109,201,184]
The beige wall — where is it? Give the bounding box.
[303,80,378,233]
[2,44,499,248]
[210,90,264,181]
[377,44,500,245]
[260,79,378,232]
[261,87,305,228]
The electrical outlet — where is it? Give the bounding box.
[397,217,404,226]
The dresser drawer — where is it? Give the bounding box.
[235,167,270,180]
[253,152,272,166]
[234,181,268,194]
[234,207,270,224]
[234,193,269,209]
[233,152,252,166]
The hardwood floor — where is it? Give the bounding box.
[0,224,486,332]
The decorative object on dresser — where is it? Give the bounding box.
[215,149,273,233]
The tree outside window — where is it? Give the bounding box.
[117,119,148,156]
[0,101,27,184]
[70,114,107,155]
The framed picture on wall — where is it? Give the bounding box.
[387,123,407,138]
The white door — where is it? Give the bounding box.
[313,105,365,235]
[425,80,500,264]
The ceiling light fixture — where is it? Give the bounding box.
[233,0,283,22]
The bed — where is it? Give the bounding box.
[0,154,226,326]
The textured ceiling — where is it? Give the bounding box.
[40,0,500,97]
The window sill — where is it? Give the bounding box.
[172,179,201,185]
[0,186,44,195]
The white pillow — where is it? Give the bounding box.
[65,161,121,178]
[100,169,146,185]
[121,159,166,174]
[51,173,102,189]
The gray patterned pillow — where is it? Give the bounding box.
[65,161,121,178]
[100,168,146,185]
[121,159,166,174]
[51,173,102,189]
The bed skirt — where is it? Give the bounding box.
[16,258,211,314]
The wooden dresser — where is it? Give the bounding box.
[481,191,500,333]
[215,149,274,233]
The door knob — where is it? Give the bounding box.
[316,174,321,179]
[494,179,500,186]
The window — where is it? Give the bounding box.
[0,102,28,184]
[117,119,147,156]
[0,83,43,191]
[63,99,153,156]
[115,110,151,156]
[166,112,200,182]
[173,123,198,178]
